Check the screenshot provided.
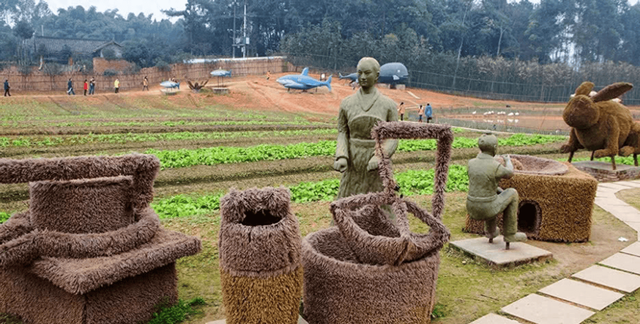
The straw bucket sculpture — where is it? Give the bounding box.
[302,122,452,324]
[218,187,303,324]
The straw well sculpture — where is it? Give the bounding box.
[465,155,597,242]
[0,154,201,324]
[302,122,452,324]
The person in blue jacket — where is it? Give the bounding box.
[3,79,10,97]
[425,103,433,123]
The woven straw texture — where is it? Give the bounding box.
[465,157,597,242]
[219,187,303,324]
[303,122,452,324]
[0,154,201,324]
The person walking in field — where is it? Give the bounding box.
[418,104,424,123]
[4,79,10,97]
[83,79,88,96]
[397,102,405,121]
[114,78,120,93]
[425,103,433,123]
[142,76,149,91]
[67,78,75,95]
[89,77,95,95]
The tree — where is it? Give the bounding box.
[12,19,34,63]
[123,41,151,66]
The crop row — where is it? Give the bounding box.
[148,134,567,169]
[141,155,640,220]
[0,129,338,148]
[1,156,637,223]
[150,165,469,219]
[0,119,328,129]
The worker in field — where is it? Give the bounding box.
[67,78,75,95]
[425,103,433,123]
[114,78,120,93]
[3,79,10,97]
[418,104,424,122]
[397,102,405,121]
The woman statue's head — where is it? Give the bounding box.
[357,57,380,90]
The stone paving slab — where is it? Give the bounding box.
[600,253,640,275]
[450,236,553,267]
[594,197,628,207]
[599,183,634,191]
[207,316,308,324]
[469,313,521,324]
[621,242,640,257]
[573,265,640,293]
[501,294,595,324]
[613,181,640,188]
[595,189,617,196]
[538,278,624,311]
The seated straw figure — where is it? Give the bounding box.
[466,134,527,249]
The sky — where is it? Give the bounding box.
[43,0,640,22]
[45,0,183,21]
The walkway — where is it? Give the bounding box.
[471,180,640,324]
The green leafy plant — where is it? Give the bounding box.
[0,212,10,224]
[150,165,471,219]
[148,134,566,170]
[147,297,206,324]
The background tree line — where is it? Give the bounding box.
[3,0,640,103]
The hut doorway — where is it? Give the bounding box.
[518,200,541,236]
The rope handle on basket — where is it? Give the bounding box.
[371,122,454,220]
[330,192,450,266]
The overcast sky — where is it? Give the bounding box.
[44,0,640,22]
[46,0,182,21]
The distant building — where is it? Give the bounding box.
[31,36,123,60]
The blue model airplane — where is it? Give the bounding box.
[211,69,232,86]
[210,69,232,77]
[277,67,332,92]
[160,81,180,89]
[339,62,409,85]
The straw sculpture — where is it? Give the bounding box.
[302,122,452,324]
[0,154,201,324]
[219,187,303,324]
[465,155,597,242]
[562,81,640,169]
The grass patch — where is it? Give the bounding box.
[160,191,634,323]
[148,297,207,324]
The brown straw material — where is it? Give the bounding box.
[0,154,201,324]
[303,122,453,324]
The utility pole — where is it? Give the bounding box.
[243,0,247,58]
[232,1,236,58]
